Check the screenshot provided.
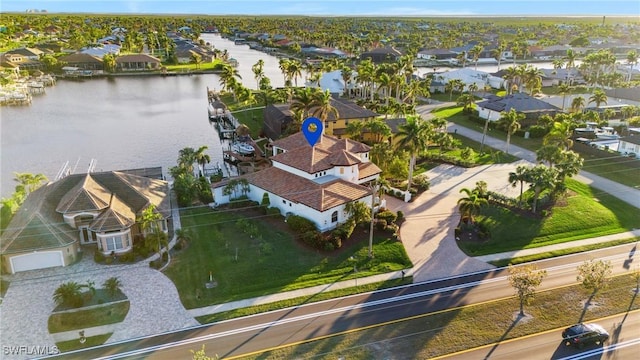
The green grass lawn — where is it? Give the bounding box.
[434,105,640,187]
[163,207,412,309]
[459,179,640,256]
[0,279,9,299]
[241,274,639,359]
[56,333,113,353]
[48,301,129,333]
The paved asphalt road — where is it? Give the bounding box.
[437,310,640,360]
[45,243,640,360]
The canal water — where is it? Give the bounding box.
[0,33,601,198]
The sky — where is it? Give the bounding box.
[1,0,640,16]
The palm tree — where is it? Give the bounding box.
[345,121,366,142]
[251,59,265,89]
[457,93,476,113]
[311,89,339,122]
[626,50,638,82]
[571,96,586,114]
[589,89,608,109]
[194,145,210,177]
[565,49,577,70]
[290,87,318,119]
[508,165,529,207]
[366,118,392,143]
[469,44,484,70]
[557,83,572,112]
[544,120,574,151]
[139,204,167,259]
[524,165,558,213]
[103,277,123,298]
[395,115,432,192]
[53,281,83,308]
[457,187,488,224]
[446,79,464,101]
[178,147,197,173]
[219,63,241,94]
[341,66,352,96]
[493,42,507,71]
[287,59,304,87]
[499,109,524,154]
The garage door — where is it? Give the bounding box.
[10,251,64,273]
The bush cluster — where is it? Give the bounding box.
[376,209,397,224]
[286,215,317,233]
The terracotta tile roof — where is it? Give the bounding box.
[272,133,371,174]
[358,162,382,179]
[242,167,370,211]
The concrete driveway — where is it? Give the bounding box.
[388,161,532,282]
[0,249,198,360]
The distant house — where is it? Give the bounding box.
[59,53,104,71]
[306,70,359,96]
[0,171,171,274]
[417,49,457,61]
[618,135,640,157]
[213,132,381,231]
[434,68,505,91]
[360,47,403,63]
[5,47,44,60]
[476,93,560,123]
[605,87,640,106]
[262,98,378,140]
[116,54,161,71]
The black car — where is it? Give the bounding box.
[562,323,609,349]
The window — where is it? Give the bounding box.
[340,168,344,174]
[331,211,338,223]
[105,235,124,251]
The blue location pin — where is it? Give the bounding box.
[301,117,323,147]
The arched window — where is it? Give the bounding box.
[331,211,338,223]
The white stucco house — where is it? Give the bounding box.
[213,132,381,232]
[305,69,359,96]
[434,68,505,91]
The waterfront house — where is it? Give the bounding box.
[59,53,104,72]
[213,132,381,231]
[618,134,640,158]
[262,98,379,140]
[0,171,171,274]
[115,54,161,71]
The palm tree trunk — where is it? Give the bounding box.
[407,154,415,192]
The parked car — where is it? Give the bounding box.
[562,323,609,349]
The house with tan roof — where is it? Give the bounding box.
[115,54,161,71]
[213,132,381,231]
[0,171,171,274]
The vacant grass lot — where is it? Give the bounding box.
[164,207,412,309]
[459,179,640,256]
[238,274,639,359]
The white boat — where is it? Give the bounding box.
[231,142,254,155]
